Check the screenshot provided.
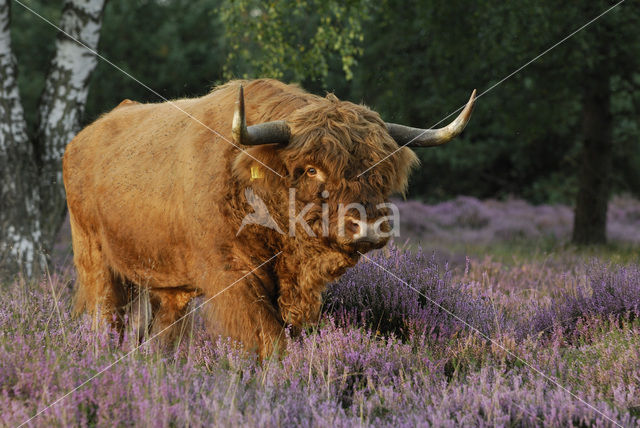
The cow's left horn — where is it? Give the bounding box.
[232,85,291,146]
[386,89,476,147]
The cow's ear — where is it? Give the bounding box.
[390,147,420,195]
[231,146,288,187]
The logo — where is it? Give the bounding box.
[236,188,284,236]
[237,187,400,240]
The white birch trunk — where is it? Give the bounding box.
[36,0,107,247]
[0,0,45,278]
[1,0,107,278]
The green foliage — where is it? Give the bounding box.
[343,0,640,202]
[11,0,640,203]
[13,0,226,127]
[85,0,226,123]
[219,0,372,83]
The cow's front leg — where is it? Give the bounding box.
[201,272,285,360]
[148,287,201,346]
[277,275,322,330]
[277,251,359,329]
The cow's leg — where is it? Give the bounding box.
[122,284,152,342]
[69,212,126,330]
[277,250,357,329]
[202,276,285,360]
[148,288,199,346]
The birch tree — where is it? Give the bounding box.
[0,0,107,278]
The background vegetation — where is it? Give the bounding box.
[3,2,640,425]
[2,0,639,276]
[4,236,640,426]
[14,0,640,203]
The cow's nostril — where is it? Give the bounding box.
[380,219,392,233]
[346,221,360,235]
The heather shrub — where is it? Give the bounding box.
[2,253,640,426]
[324,247,502,341]
[608,196,640,243]
[6,193,640,427]
[527,263,640,337]
[429,196,492,230]
[279,320,444,411]
[394,195,640,246]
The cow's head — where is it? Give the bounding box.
[231,85,475,254]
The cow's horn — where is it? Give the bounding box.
[232,85,291,146]
[386,89,476,147]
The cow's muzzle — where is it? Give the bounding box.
[343,216,391,249]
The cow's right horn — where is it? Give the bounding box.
[232,85,291,146]
[386,89,476,147]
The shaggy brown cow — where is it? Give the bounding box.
[63,79,475,358]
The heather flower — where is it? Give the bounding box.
[5,195,640,427]
[324,246,504,340]
[393,195,640,246]
[527,263,640,337]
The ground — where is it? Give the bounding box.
[2,197,640,426]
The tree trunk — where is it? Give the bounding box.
[572,60,612,245]
[36,0,107,250]
[0,0,45,278]
[0,0,107,278]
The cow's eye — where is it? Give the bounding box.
[306,167,317,177]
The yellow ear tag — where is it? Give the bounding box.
[250,165,264,181]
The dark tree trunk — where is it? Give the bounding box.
[572,55,612,245]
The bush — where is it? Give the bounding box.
[324,247,502,340]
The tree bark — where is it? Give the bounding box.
[572,57,612,245]
[36,0,107,250]
[0,0,107,278]
[0,0,45,278]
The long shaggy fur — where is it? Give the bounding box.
[63,79,418,358]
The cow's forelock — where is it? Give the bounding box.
[282,93,419,196]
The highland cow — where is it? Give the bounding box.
[63,79,475,358]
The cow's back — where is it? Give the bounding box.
[63,79,316,286]
[63,94,233,285]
